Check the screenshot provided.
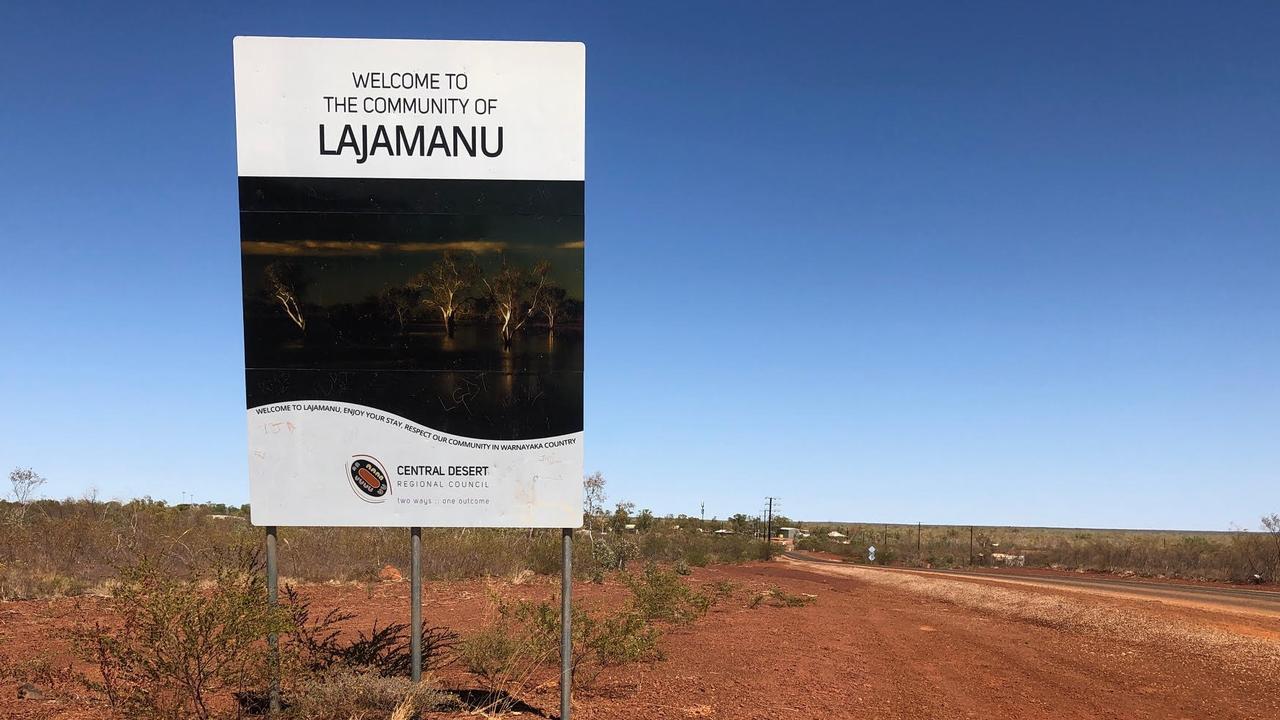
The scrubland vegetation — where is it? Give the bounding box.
[1,465,1276,600]
[0,504,771,602]
[0,538,763,718]
[795,517,1280,584]
[0,469,791,717]
[1,466,1276,718]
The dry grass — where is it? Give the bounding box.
[747,587,817,608]
[286,671,454,720]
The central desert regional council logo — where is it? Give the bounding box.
[348,455,390,502]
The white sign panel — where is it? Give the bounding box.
[234,37,585,527]
[234,37,584,180]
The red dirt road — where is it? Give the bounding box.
[2,560,1278,719]
[783,552,1280,617]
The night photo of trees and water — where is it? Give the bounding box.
[239,177,583,440]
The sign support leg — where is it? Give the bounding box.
[266,525,280,715]
[411,526,422,683]
[560,527,573,719]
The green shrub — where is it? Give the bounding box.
[457,610,555,713]
[460,572,676,700]
[587,534,638,573]
[503,597,661,687]
[703,579,737,603]
[685,545,710,567]
[756,541,782,561]
[74,546,292,720]
[622,564,716,625]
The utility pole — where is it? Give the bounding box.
[969,526,974,566]
[764,497,778,542]
[917,522,922,557]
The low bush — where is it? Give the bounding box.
[505,597,662,687]
[459,590,663,704]
[0,655,80,702]
[0,568,88,600]
[457,609,555,713]
[586,533,638,573]
[460,563,729,702]
[73,546,291,720]
[622,564,717,625]
[284,585,458,677]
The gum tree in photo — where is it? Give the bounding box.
[411,251,480,338]
[263,261,307,332]
[482,257,550,348]
[541,284,572,335]
[379,284,420,334]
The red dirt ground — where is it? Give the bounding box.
[2,561,1278,719]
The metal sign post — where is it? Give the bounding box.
[561,528,573,719]
[411,527,423,683]
[266,526,280,715]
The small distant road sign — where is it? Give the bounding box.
[868,545,876,562]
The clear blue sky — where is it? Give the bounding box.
[1,2,1276,530]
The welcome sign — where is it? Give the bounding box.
[234,37,585,527]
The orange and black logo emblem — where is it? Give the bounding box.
[348,455,390,502]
